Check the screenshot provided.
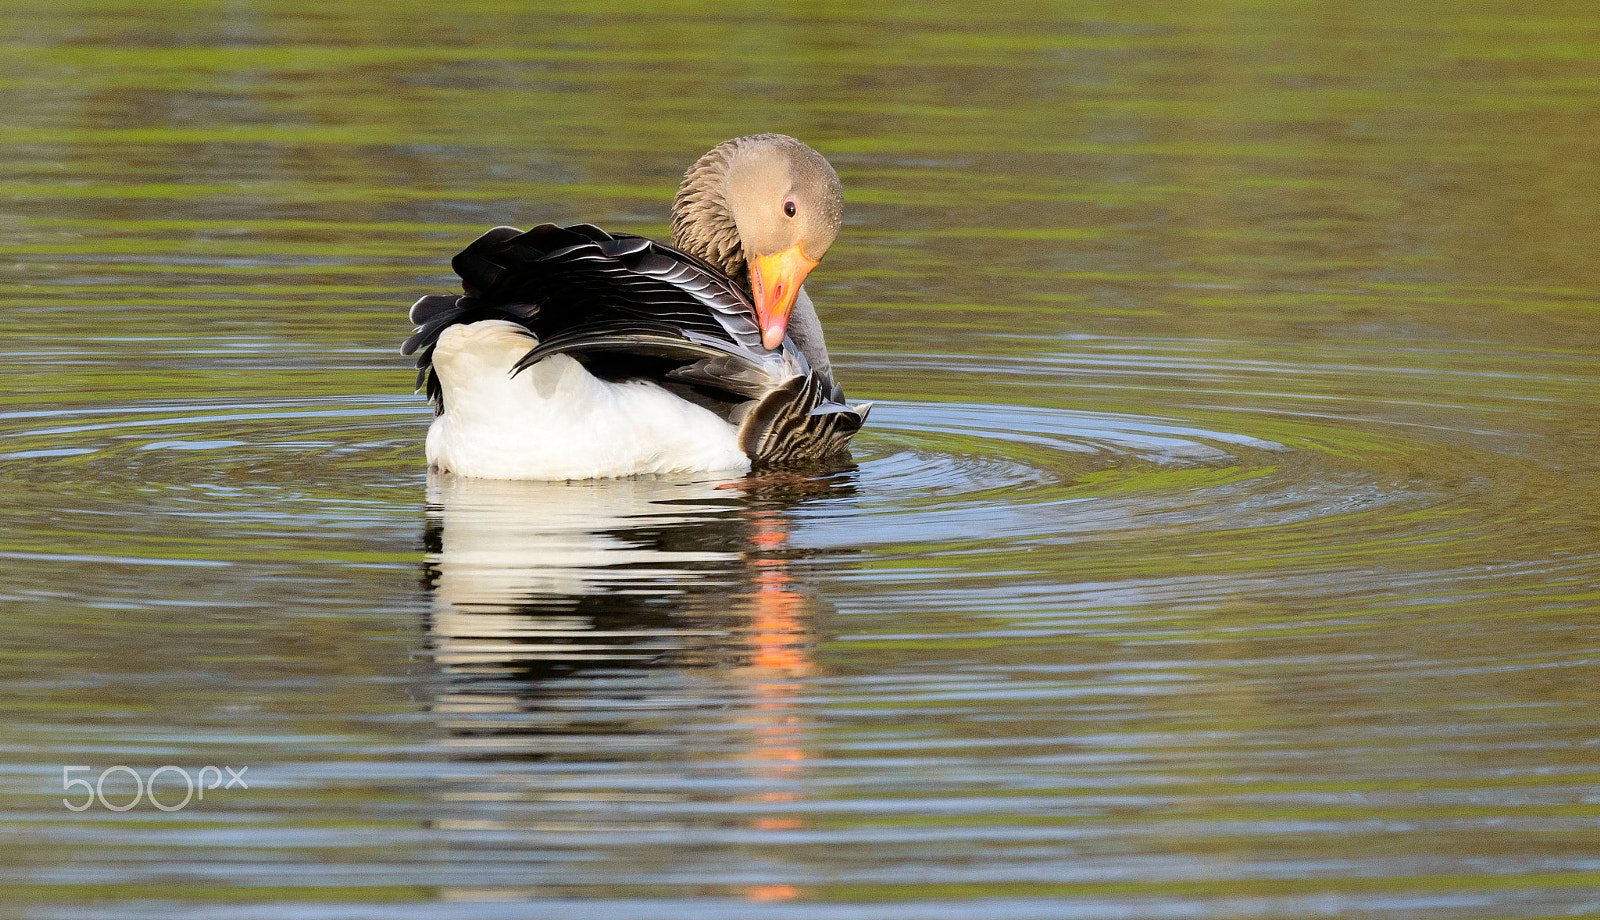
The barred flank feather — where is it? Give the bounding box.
[738,374,872,467]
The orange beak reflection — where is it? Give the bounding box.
[749,244,819,351]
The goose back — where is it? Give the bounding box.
[404,223,869,467]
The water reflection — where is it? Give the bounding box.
[420,470,845,740]
[420,472,847,902]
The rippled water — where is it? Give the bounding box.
[4,1,1599,917]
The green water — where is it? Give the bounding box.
[2,1,1598,917]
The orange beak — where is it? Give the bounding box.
[749,244,820,351]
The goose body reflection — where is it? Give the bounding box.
[422,471,851,681]
[404,135,871,480]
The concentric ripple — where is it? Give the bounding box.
[0,367,1540,571]
[0,385,1396,562]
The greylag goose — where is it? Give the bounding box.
[402,134,871,480]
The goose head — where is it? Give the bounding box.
[671,134,844,350]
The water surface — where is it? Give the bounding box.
[2,1,1599,917]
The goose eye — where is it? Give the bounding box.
[783,199,797,218]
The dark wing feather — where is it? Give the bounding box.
[404,222,868,465]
